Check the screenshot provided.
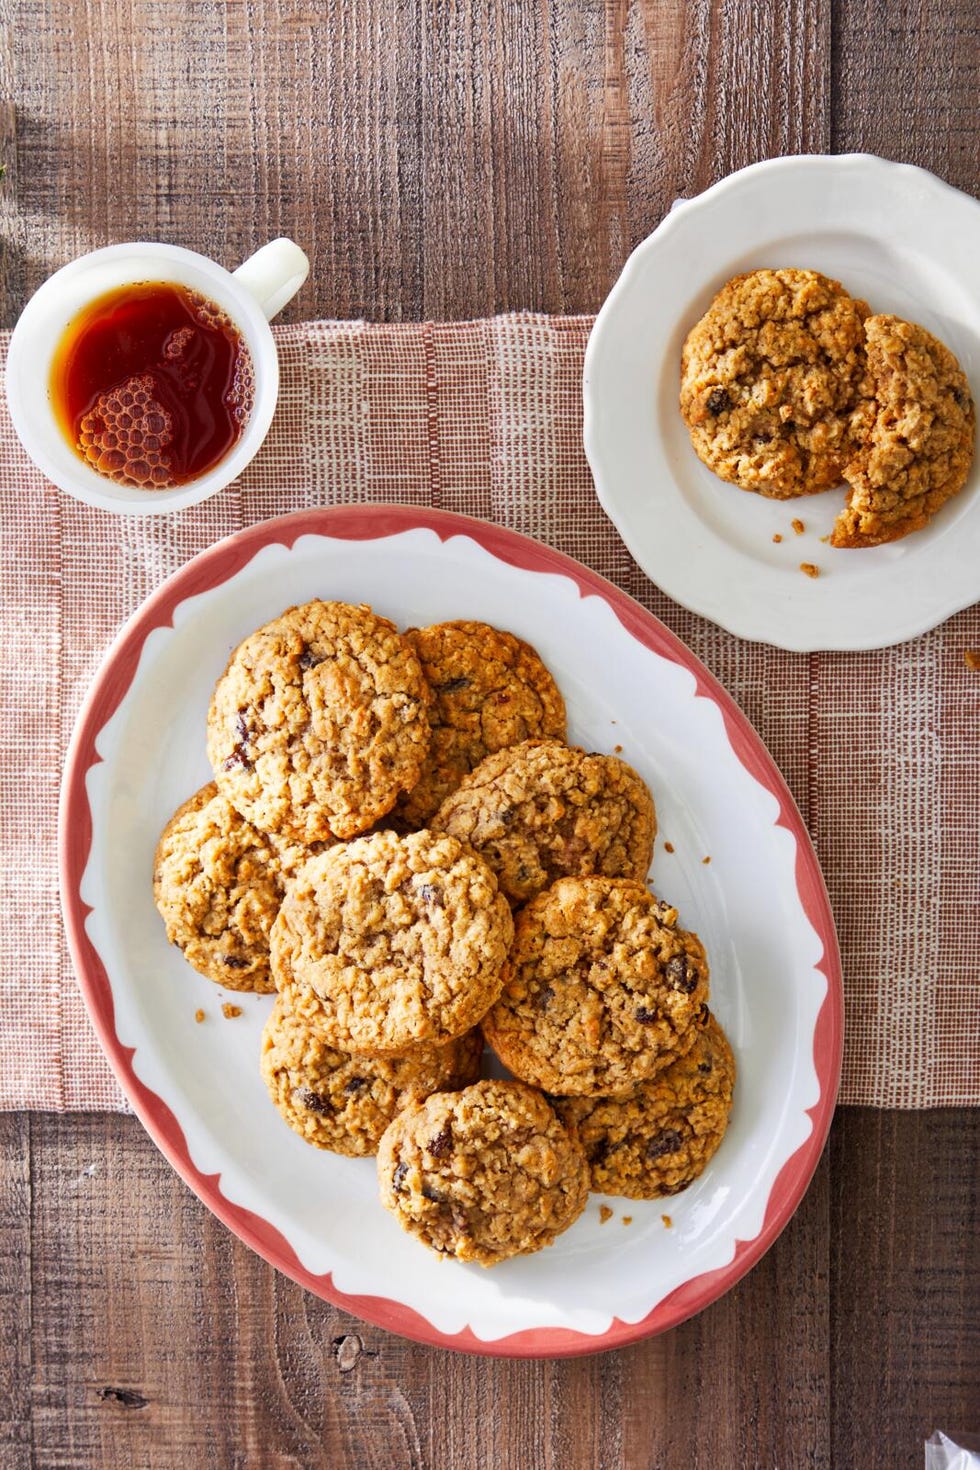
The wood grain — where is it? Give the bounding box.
[4,1109,977,1467]
[831,1109,980,1468]
[832,0,979,192]
[0,1115,31,1465]
[1,0,979,1464]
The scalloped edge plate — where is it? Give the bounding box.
[60,505,842,1356]
[583,154,980,650]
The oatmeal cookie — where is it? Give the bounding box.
[153,782,282,991]
[832,313,976,547]
[265,831,337,881]
[554,1011,735,1198]
[206,600,431,845]
[393,621,566,828]
[680,268,874,498]
[482,877,710,1096]
[376,1079,589,1265]
[270,829,513,1055]
[430,739,656,907]
[260,995,484,1155]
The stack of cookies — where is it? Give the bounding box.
[153,599,735,1266]
[680,268,976,547]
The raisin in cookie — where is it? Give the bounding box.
[206,600,431,845]
[555,1011,735,1198]
[260,995,484,1155]
[376,1079,589,1265]
[482,877,709,1096]
[680,268,874,498]
[393,621,566,829]
[430,739,656,907]
[832,313,976,547]
[270,829,513,1055]
[153,782,282,991]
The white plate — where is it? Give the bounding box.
[60,506,841,1356]
[583,154,980,650]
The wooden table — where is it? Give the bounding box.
[2,4,978,1466]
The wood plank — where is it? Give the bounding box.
[832,0,978,192]
[0,1115,31,1470]
[831,1109,980,1469]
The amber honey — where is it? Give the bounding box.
[50,281,254,490]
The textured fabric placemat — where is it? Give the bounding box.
[1,315,978,1111]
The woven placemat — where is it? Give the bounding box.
[2,315,977,1110]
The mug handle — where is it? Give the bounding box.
[233,238,310,321]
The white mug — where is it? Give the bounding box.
[4,238,309,515]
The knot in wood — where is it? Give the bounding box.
[333,1334,363,1372]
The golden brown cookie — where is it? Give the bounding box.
[393,621,566,828]
[832,313,976,547]
[430,739,656,907]
[482,877,709,1096]
[265,830,338,882]
[554,1011,735,1198]
[260,995,484,1155]
[153,782,282,992]
[206,600,431,845]
[680,268,874,498]
[376,1079,590,1265]
[270,829,514,1055]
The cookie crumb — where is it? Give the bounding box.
[613,744,623,754]
[663,841,675,854]
[622,1215,633,1226]
[194,1009,206,1024]
[662,1214,672,1228]
[964,649,980,671]
[221,1003,243,1019]
[772,533,783,544]
[800,562,820,579]
[791,518,805,535]
[702,855,711,865]
[599,1204,614,1224]
[820,535,830,544]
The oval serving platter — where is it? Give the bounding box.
[60,504,842,1356]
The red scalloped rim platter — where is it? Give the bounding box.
[60,505,842,1357]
